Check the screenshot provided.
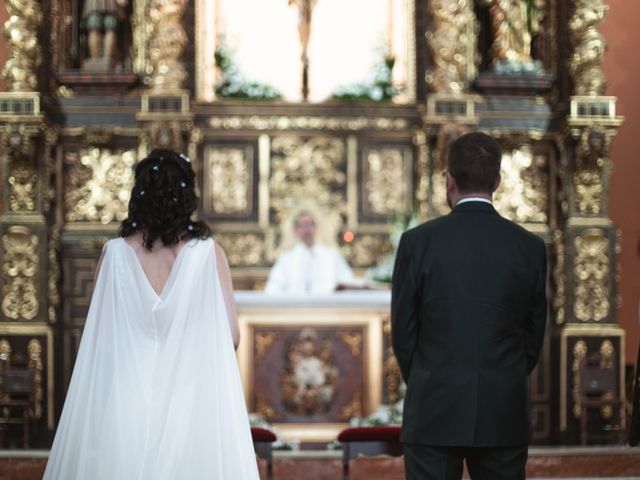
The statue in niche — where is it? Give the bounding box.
[479,0,546,73]
[81,0,130,71]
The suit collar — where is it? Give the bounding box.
[452,200,498,215]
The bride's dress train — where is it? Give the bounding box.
[44,237,259,479]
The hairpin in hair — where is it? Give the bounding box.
[179,153,191,163]
[180,181,186,188]
[153,165,159,171]
[132,221,138,228]
[187,224,194,231]
[139,190,145,196]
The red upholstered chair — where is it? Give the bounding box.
[337,426,403,480]
[251,427,277,480]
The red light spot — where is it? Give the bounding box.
[343,231,354,243]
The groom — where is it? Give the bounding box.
[391,132,547,479]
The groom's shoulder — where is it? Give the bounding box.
[404,215,449,240]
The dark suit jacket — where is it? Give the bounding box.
[391,201,547,447]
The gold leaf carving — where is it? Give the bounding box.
[7,162,37,212]
[426,0,478,93]
[255,392,276,421]
[148,0,188,92]
[574,170,603,216]
[269,136,346,223]
[341,235,392,269]
[255,332,278,360]
[215,234,264,267]
[574,230,610,322]
[208,116,409,131]
[364,149,407,216]
[64,149,136,224]
[553,230,566,325]
[336,331,362,358]
[494,147,548,224]
[337,392,362,421]
[1,226,39,320]
[572,340,587,419]
[28,339,43,419]
[569,0,608,96]
[2,0,43,91]
[205,148,252,215]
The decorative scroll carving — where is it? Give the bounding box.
[2,0,43,91]
[147,0,188,92]
[569,0,608,96]
[7,162,37,212]
[574,170,603,216]
[494,147,548,224]
[336,331,362,358]
[383,319,403,404]
[426,0,477,93]
[0,339,11,362]
[208,116,409,131]
[64,149,136,224]
[255,392,276,421]
[341,235,392,269]
[553,230,566,325]
[364,149,407,216]
[205,148,252,215]
[281,328,338,416]
[269,136,346,223]
[572,340,587,419]
[1,226,39,321]
[215,234,264,267]
[574,230,610,322]
[255,332,278,360]
[337,392,362,421]
[27,339,43,419]
[48,225,61,324]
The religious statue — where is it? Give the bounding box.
[288,0,317,100]
[81,0,129,71]
[479,0,546,72]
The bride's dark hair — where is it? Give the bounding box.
[119,148,211,250]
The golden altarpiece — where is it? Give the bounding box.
[0,0,625,446]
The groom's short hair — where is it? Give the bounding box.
[447,132,502,194]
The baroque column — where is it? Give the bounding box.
[138,0,195,154]
[0,0,57,440]
[557,0,626,443]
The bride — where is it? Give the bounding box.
[44,149,259,479]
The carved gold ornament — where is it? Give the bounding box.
[215,234,264,267]
[147,0,188,92]
[8,163,37,212]
[574,230,610,322]
[48,226,61,324]
[426,0,478,93]
[255,332,278,360]
[553,230,566,325]
[341,235,392,269]
[574,170,603,216]
[569,0,608,96]
[28,339,43,419]
[205,148,252,215]
[337,392,362,421]
[363,149,408,216]
[208,116,409,131]
[1,226,39,321]
[269,136,346,223]
[65,149,136,224]
[572,340,587,419]
[336,331,362,358]
[1,0,43,91]
[493,147,548,224]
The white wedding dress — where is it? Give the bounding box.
[44,237,259,480]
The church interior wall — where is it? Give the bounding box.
[601,0,640,364]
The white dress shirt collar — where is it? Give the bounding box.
[456,197,493,206]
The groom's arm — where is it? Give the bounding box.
[525,242,547,374]
[391,233,419,383]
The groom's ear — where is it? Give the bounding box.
[492,173,501,193]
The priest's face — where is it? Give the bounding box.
[295,213,316,247]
